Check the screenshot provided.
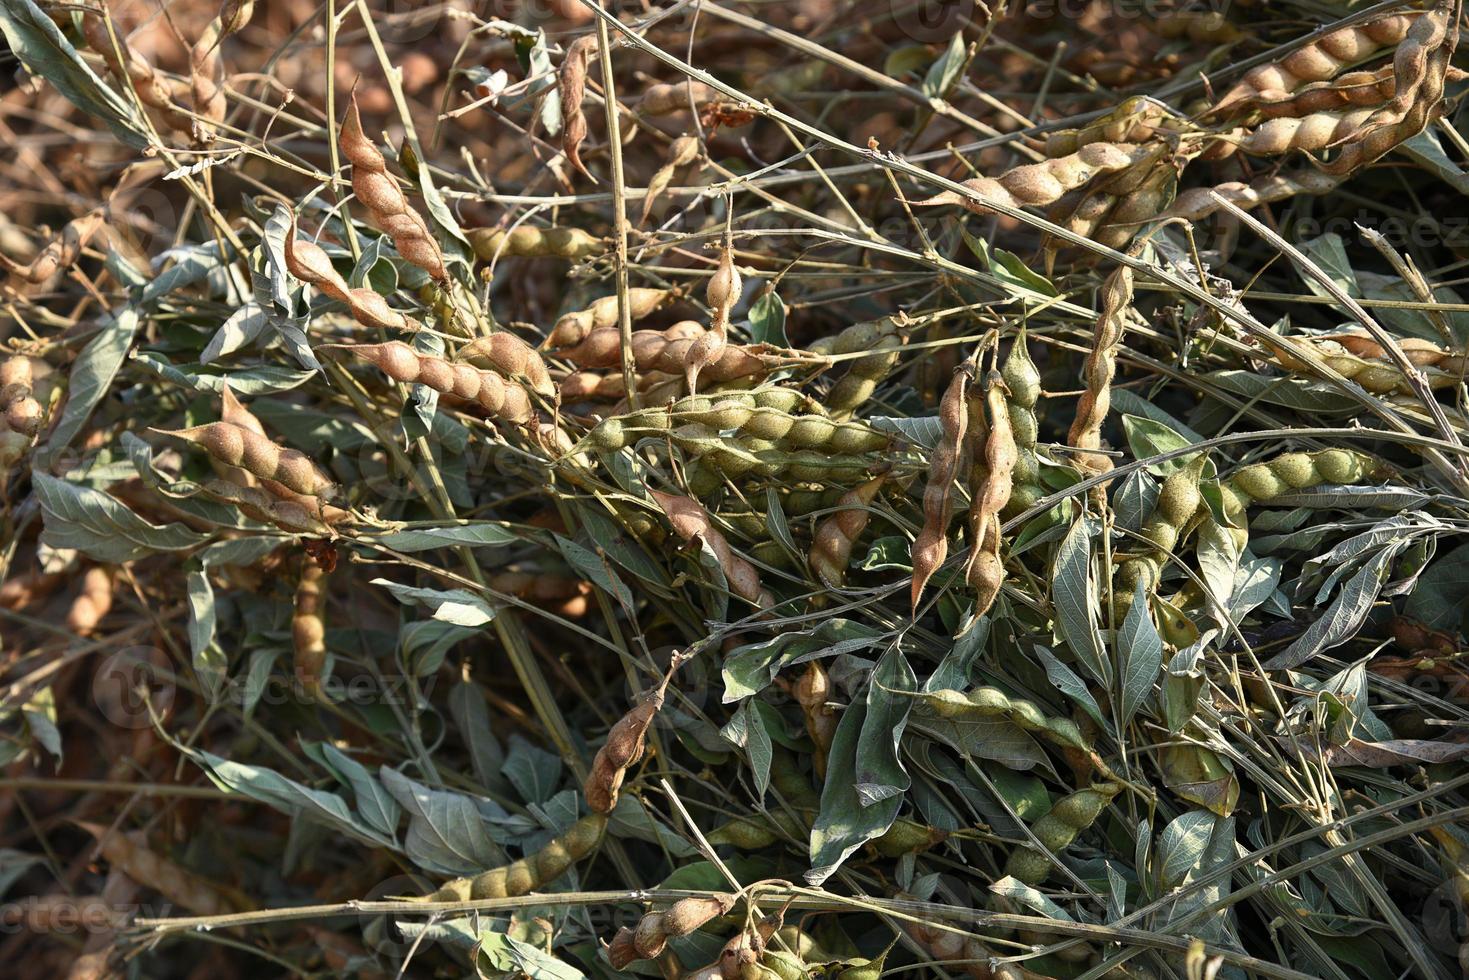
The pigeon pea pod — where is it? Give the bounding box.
[426,813,607,901]
[919,687,1090,753]
[1003,782,1122,885]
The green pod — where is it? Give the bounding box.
[869,818,945,856]
[1008,404,1039,448]
[741,406,799,440]
[1001,331,1041,409]
[751,387,812,413]
[685,461,723,497]
[430,813,606,901]
[1003,783,1119,885]
[1012,447,1040,485]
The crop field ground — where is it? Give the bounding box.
[2,0,1469,977]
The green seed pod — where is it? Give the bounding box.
[1004,782,1121,885]
[1001,332,1041,410]
[921,687,1090,752]
[428,813,606,901]
[868,818,947,856]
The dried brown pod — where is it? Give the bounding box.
[1163,169,1340,221]
[75,823,241,917]
[963,371,1017,616]
[1367,0,1454,122]
[190,0,255,138]
[638,79,721,116]
[608,894,736,968]
[456,332,554,396]
[562,322,775,387]
[155,422,336,497]
[559,35,598,180]
[283,219,350,302]
[641,135,701,226]
[685,234,740,393]
[486,572,592,617]
[1211,12,1421,113]
[340,95,447,281]
[2,211,105,285]
[65,567,115,637]
[809,476,886,589]
[1,356,43,436]
[200,480,338,535]
[293,558,328,696]
[82,13,194,134]
[1042,96,1168,157]
[329,341,534,425]
[1067,263,1133,480]
[652,492,773,609]
[584,655,682,812]
[915,142,1157,215]
[911,366,969,612]
[547,288,677,348]
[793,660,837,778]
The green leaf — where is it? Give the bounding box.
[921,32,968,99]
[720,699,773,797]
[186,565,226,698]
[305,742,402,839]
[721,619,881,702]
[0,0,149,147]
[371,524,518,552]
[1122,415,1207,477]
[747,286,789,345]
[855,646,916,805]
[1266,546,1399,668]
[188,749,398,849]
[43,306,140,459]
[34,473,208,562]
[1298,233,1359,299]
[1052,516,1111,686]
[1117,582,1163,728]
[379,767,504,876]
[809,702,902,885]
[557,534,634,612]
[503,736,564,805]
[447,677,505,792]
[1403,542,1469,633]
[372,579,496,627]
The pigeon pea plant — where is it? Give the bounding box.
[1,0,1469,978]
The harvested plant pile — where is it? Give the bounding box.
[2,0,1469,978]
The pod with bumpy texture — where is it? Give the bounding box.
[1113,455,1208,613]
[920,687,1090,753]
[426,813,607,901]
[911,367,969,611]
[809,477,886,588]
[467,225,601,260]
[1003,782,1122,885]
[1211,13,1421,113]
[607,895,736,968]
[340,95,447,281]
[915,143,1158,215]
[652,492,774,609]
[329,342,534,425]
[455,331,554,396]
[156,422,335,497]
[547,288,676,348]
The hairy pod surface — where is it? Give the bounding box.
[1003,782,1122,884]
[810,477,886,588]
[158,422,335,497]
[911,367,969,611]
[428,813,607,901]
[467,225,602,260]
[334,342,534,424]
